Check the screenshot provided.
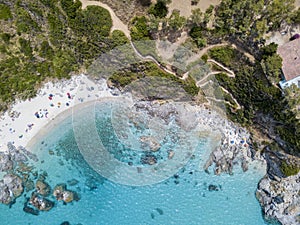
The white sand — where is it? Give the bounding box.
[0,75,114,153]
[0,73,252,162]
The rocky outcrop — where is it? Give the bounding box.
[0,174,23,205]
[53,184,79,203]
[256,173,300,225]
[0,143,39,206]
[204,128,253,175]
[256,149,300,225]
[35,180,51,197]
[29,192,54,211]
[0,152,13,172]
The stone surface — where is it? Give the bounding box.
[140,154,157,165]
[53,183,78,203]
[140,136,161,152]
[0,153,13,172]
[36,180,51,196]
[0,173,24,205]
[256,170,300,225]
[30,192,54,211]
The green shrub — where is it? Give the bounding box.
[280,161,300,177]
[148,0,168,18]
[19,38,32,58]
[0,4,12,20]
[130,16,151,41]
[201,54,208,63]
[208,46,236,67]
[111,30,129,47]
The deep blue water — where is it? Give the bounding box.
[0,102,270,225]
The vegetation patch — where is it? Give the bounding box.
[0,3,12,20]
[280,161,300,177]
[0,0,116,112]
[109,61,199,96]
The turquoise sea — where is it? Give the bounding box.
[0,101,270,225]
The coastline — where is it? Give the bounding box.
[0,74,114,153]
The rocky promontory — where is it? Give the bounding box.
[256,148,300,225]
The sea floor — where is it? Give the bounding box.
[0,103,269,225]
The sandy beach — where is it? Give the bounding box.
[0,74,252,157]
[0,75,114,153]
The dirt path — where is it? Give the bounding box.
[130,42,177,76]
[80,0,131,39]
[207,59,235,77]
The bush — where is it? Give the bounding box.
[0,4,12,20]
[280,161,300,177]
[208,46,236,67]
[111,30,129,47]
[19,38,32,58]
[83,6,112,38]
[130,16,151,41]
[149,0,168,18]
[1,33,11,43]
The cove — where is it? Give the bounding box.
[0,100,270,225]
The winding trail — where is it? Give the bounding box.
[80,0,131,39]
[130,42,177,76]
[207,59,235,77]
[79,0,241,109]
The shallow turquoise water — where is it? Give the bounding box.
[0,103,270,225]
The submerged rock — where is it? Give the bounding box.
[140,136,161,152]
[67,179,79,186]
[140,154,157,165]
[167,150,175,159]
[156,208,164,215]
[23,205,39,215]
[23,198,40,216]
[208,184,219,192]
[60,222,71,225]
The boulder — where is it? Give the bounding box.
[0,184,13,204]
[167,150,175,159]
[2,174,24,199]
[23,204,39,216]
[140,136,161,152]
[53,183,78,203]
[35,180,51,196]
[208,184,219,191]
[0,153,13,172]
[141,154,157,165]
[29,192,54,211]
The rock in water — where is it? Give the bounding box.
[60,222,70,225]
[167,150,175,159]
[141,154,157,165]
[156,208,164,215]
[23,205,39,216]
[29,192,54,211]
[0,174,24,205]
[208,184,219,191]
[0,153,13,172]
[53,183,78,203]
[140,136,161,152]
[35,180,51,196]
